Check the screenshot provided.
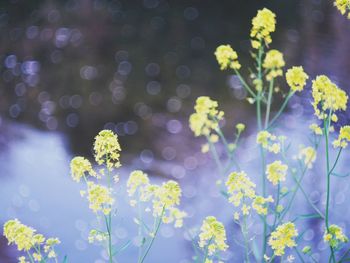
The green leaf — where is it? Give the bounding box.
[62,255,68,263]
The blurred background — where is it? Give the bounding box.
[0,0,350,262]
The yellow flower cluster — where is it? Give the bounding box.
[88,229,108,243]
[311,75,348,120]
[86,181,114,215]
[309,123,323,135]
[286,66,309,92]
[94,130,122,169]
[214,45,241,70]
[226,171,256,207]
[127,171,186,228]
[3,219,60,261]
[226,171,274,216]
[127,170,150,201]
[189,96,224,137]
[150,181,181,215]
[70,156,97,182]
[198,216,228,256]
[256,131,281,153]
[333,126,350,148]
[268,222,298,256]
[252,195,274,215]
[324,224,348,248]
[334,0,350,19]
[250,8,276,48]
[266,160,288,185]
[263,50,285,81]
[298,146,317,168]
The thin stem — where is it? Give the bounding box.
[255,43,267,259]
[339,246,350,262]
[137,190,143,262]
[276,139,324,226]
[106,159,113,263]
[264,78,274,129]
[268,91,294,129]
[294,247,306,263]
[26,251,36,263]
[242,214,250,263]
[214,125,241,172]
[323,116,337,263]
[234,69,257,98]
[206,135,224,174]
[202,237,213,263]
[272,183,281,229]
[139,207,165,263]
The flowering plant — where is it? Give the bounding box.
[3,2,350,263]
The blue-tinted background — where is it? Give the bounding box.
[1,0,350,262]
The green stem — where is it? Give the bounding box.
[207,135,224,174]
[272,183,281,229]
[324,115,336,263]
[139,207,165,263]
[137,190,143,262]
[268,91,294,129]
[242,214,250,263]
[264,78,274,129]
[234,69,257,98]
[202,237,213,263]
[276,139,323,226]
[26,251,36,263]
[339,246,350,262]
[106,161,113,263]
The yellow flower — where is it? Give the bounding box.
[286,66,309,92]
[94,130,121,169]
[324,224,348,248]
[226,171,256,207]
[311,75,348,120]
[86,181,114,215]
[189,96,224,137]
[333,125,350,148]
[256,131,281,153]
[263,50,285,81]
[250,8,276,47]
[32,253,42,261]
[198,216,228,256]
[18,256,28,263]
[70,156,97,182]
[334,0,350,19]
[3,219,36,251]
[162,207,187,228]
[266,161,288,185]
[252,195,274,215]
[88,229,107,243]
[269,222,298,256]
[214,45,241,70]
[127,170,150,197]
[298,146,317,168]
[150,180,181,213]
[236,123,246,133]
[309,123,323,135]
[3,219,60,259]
[201,143,210,153]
